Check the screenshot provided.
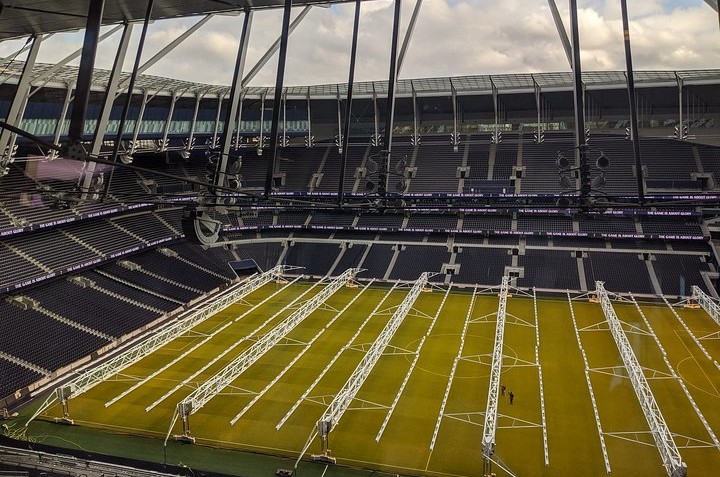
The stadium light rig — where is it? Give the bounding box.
[556,144,610,210]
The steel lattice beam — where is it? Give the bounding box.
[27,266,284,426]
[595,282,686,477]
[481,275,509,466]
[691,285,720,326]
[172,268,359,434]
[317,273,428,439]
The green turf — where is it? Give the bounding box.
[14,281,720,477]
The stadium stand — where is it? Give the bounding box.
[518,249,581,290]
[585,251,655,294]
[389,245,450,281]
[453,247,511,286]
[284,242,341,276]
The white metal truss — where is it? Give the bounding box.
[315,273,429,445]
[533,288,549,466]
[170,268,359,437]
[146,276,312,413]
[630,294,720,450]
[276,282,400,431]
[481,275,509,467]
[26,266,285,426]
[105,276,302,408]
[595,282,687,477]
[691,285,720,327]
[229,279,375,425]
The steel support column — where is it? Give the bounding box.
[411,82,419,145]
[569,0,590,207]
[211,94,225,149]
[382,0,402,195]
[68,0,104,142]
[677,74,685,140]
[234,92,245,150]
[217,10,253,190]
[259,91,267,152]
[534,77,543,143]
[29,25,123,98]
[82,21,134,198]
[242,5,312,87]
[0,34,42,163]
[338,0,360,205]
[91,23,134,157]
[491,78,499,143]
[184,93,204,156]
[265,0,293,198]
[397,0,422,76]
[450,79,459,151]
[306,89,313,148]
[103,0,154,199]
[159,91,180,151]
[548,0,573,68]
[620,0,644,204]
[129,90,150,156]
[372,88,380,147]
[48,84,74,160]
[116,14,214,93]
[336,88,343,152]
[338,0,362,203]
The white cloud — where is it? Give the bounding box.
[0,0,717,86]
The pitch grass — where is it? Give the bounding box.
[20,281,720,476]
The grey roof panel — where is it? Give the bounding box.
[0,1,365,41]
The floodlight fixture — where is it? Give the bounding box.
[596,152,610,170]
[590,174,606,189]
[559,174,574,189]
[556,153,571,170]
[556,197,571,207]
[228,159,242,175]
[228,176,241,189]
[366,159,378,174]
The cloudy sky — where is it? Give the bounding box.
[1,0,718,87]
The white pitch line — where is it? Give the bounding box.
[376,336,426,442]
[429,287,476,451]
[276,282,400,430]
[144,276,315,412]
[229,280,374,425]
[104,319,234,407]
[567,292,611,474]
[426,285,451,337]
[662,296,715,363]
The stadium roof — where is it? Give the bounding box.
[0,0,362,41]
[1,58,719,100]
